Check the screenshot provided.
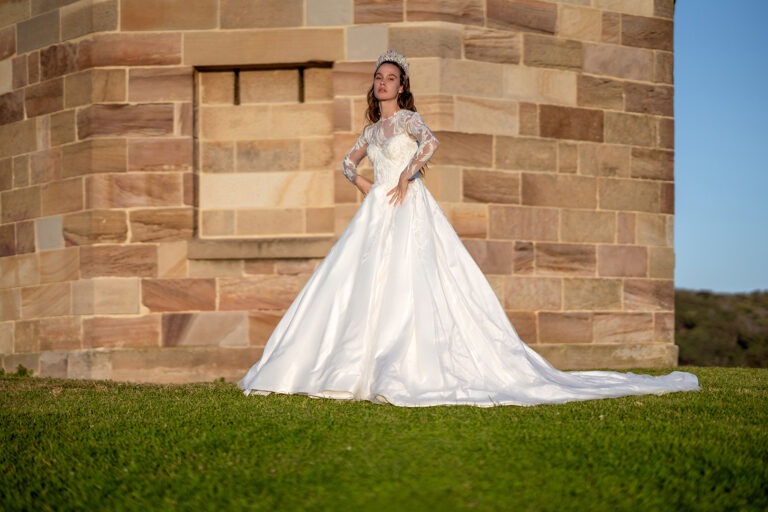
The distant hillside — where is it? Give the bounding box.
[675,289,768,368]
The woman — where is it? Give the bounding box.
[239,51,699,406]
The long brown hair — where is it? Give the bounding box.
[365,61,416,124]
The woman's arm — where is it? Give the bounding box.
[342,128,373,195]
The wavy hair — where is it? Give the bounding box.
[365,61,416,124]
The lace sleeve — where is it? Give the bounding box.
[402,112,440,180]
[341,128,370,183]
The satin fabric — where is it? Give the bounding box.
[239,128,699,407]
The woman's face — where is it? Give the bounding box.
[373,63,403,102]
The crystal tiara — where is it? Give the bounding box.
[376,50,409,78]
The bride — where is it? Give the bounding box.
[238,51,699,406]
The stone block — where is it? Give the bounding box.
[0,119,37,160]
[332,61,375,96]
[40,42,79,82]
[522,173,597,209]
[428,132,492,168]
[37,317,82,351]
[594,0,654,17]
[649,246,674,279]
[598,245,647,277]
[3,353,41,375]
[488,205,559,241]
[454,96,518,136]
[302,137,334,169]
[442,59,504,98]
[219,275,308,311]
[306,207,335,234]
[128,67,193,103]
[654,51,673,84]
[16,221,35,254]
[441,203,488,239]
[0,26,14,61]
[463,169,520,204]
[599,177,661,213]
[0,91,24,125]
[578,143,630,178]
[536,243,596,276]
[199,71,234,105]
[12,55,27,90]
[513,241,534,274]
[389,26,463,59]
[163,311,249,348]
[631,147,673,182]
[636,213,671,247]
[156,241,187,278]
[21,282,72,318]
[593,312,654,344]
[63,209,127,245]
[0,288,20,321]
[249,311,281,346]
[50,110,76,147]
[583,43,654,81]
[200,171,332,210]
[354,0,403,23]
[184,29,344,67]
[559,5,602,42]
[617,212,635,244]
[17,10,59,53]
[72,277,139,315]
[621,14,672,51]
[86,173,183,209]
[33,0,82,15]
[270,103,334,138]
[28,51,40,84]
[495,136,556,171]
[577,75,624,110]
[65,69,127,107]
[39,351,68,378]
[80,244,157,278]
[200,210,235,237]
[407,0,483,24]
[79,33,182,67]
[13,155,30,188]
[128,138,192,172]
[0,0,29,27]
[61,0,118,40]
[142,278,215,313]
[236,208,305,237]
[14,320,40,352]
[122,0,217,30]
[658,117,674,150]
[67,349,112,380]
[236,139,301,172]
[220,0,301,28]
[0,224,14,257]
[307,0,352,25]
[561,209,615,243]
[660,182,673,214]
[558,142,578,173]
[25,78,64,118]
[77,104,174,139]
[305,68,333,102]
[604,112,656,147]
[523,34,582,71]
[518,102,537,135]
[507,311,537,343]
[503,276,561,310]
[83,315,160,349]
[243,260,274,275]
[625,82,673,116]
[274,259,318,276]
[200,141,235,173]
[35,216,64,252]
[240,69,299,104]
[487,0,556,34]
[600,11,620,44]
[463,239,515,275]
[30,149,63,185]
[346,24,387,61]
[425,165,461,202]
[540,105,603,142]
[463,26,521,64]
[563,277,622,311]
[41,177,83,216]
[130,208,193,243]
[654,311,674,342]
[187,259,242,279]
[1,186,41,223]
[333,98,352,132]
[539,312,592,343]
[624,278,673,311]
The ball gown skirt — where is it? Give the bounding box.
[238,133,699,407]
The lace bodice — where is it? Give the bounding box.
[341,110,439,186]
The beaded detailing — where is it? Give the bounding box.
[376,50,409,77]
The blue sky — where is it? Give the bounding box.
[674,1,768,292]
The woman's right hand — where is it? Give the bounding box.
[354,175,373,196]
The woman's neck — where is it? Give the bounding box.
[379,100,400,121]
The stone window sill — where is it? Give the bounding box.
[187,236,335,260]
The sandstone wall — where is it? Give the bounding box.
[0,0,677,382]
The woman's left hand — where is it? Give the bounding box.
[387,172,411,206]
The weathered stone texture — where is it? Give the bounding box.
[523,34,582,71]
[540,105,603,142]
[77,104,174,139]
[17,10,59,54]
[487,0,557,34]
[79,33,182,67]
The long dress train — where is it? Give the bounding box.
[238,110,699,406]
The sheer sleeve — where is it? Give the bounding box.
[402,112,440,180]
[341,127,370,183]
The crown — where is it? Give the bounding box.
[376,50,409,78]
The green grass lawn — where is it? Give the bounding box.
[1,367,766,511]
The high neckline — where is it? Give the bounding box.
[380,109,401,122]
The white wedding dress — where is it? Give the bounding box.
[239,110,699,406]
